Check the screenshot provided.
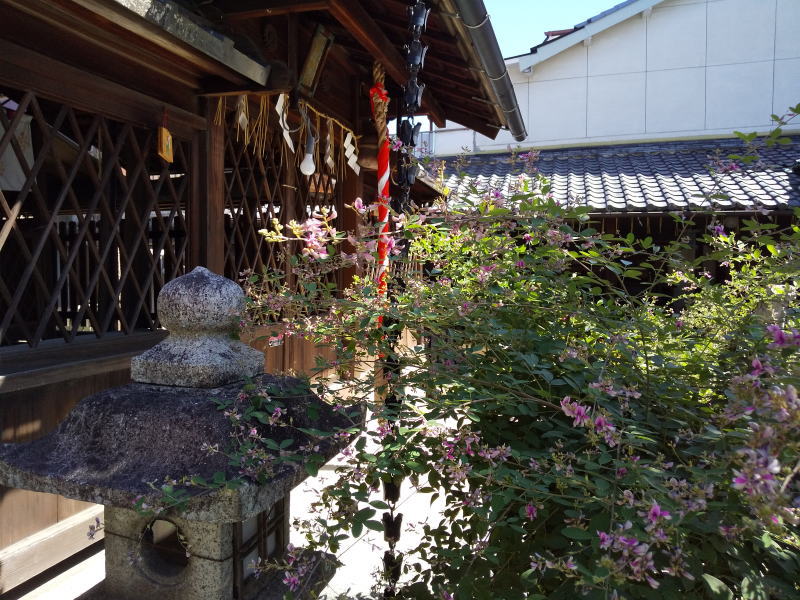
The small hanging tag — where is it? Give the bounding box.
[157,127,174,163]
[343,131,355,158]
[235,95,251,144]
[324,119,335,172]
[157,109,173,163]
[275,93,295,153]
[348,153,360,175]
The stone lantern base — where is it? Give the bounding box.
[103,506,235,600]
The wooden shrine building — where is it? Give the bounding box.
[0,0,523,592]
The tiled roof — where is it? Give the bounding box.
[517,0,642,57]
[441,137,800,213]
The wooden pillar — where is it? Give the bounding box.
[188,129,202,270]
[201,98,225,275]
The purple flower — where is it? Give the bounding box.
[646,501,671,524]
[282,572,300,591]
[732,450,780,496]
[525,503,537,520]
[598,531,614,549]
[767,324,789,347]
[560,397,591,427]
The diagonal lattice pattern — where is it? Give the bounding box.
[222,104,343,289]
[0,89,192,347]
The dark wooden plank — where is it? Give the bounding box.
[223,0,330,20]
[0,39,205,139]
[0,332,165,377]
[4,0,249,87]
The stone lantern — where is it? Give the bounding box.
[0,267,353,599]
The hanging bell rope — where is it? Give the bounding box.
[214,96,226,127]
[370,62,392,296]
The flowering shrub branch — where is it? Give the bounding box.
[239,141,800,598]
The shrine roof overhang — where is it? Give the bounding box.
[0,0,525,140]
[210,0,525,140]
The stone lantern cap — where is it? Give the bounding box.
[0,374,356,522]
[131,266,264,388]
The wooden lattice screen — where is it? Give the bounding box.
[222,105,342,285]
[0,89,193,348]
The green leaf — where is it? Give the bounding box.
[741,575,767,600]
[702,574,734,600]
[363,519,384,532]
[561,527,593,540]
[760,531,774,548]
[351,520,363,538]
[355,507,376,521]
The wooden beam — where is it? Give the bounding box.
[0,506,104,594]
[0,40,205,140]
[445,107,502,140]
[0,333,165,394]
[223,0,330,20]
[6,0,251,86]
[327,0,446,127]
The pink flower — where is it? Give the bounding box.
[525,503,537,520]
[645,501,671,525]
[282,572,300,591]
[560,397,591,427]
[598,531,614,549]
[766,324,794,348]
[593,415,618,447]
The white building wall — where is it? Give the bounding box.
[434,0,800,154]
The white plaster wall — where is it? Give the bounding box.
[434,0,800,154]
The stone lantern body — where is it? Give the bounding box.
[0,267,353,599]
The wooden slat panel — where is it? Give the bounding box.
[0,487,58,550]
[0,505,103,593]
[57,496,95,522]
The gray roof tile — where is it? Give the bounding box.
[441,137,800,213]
